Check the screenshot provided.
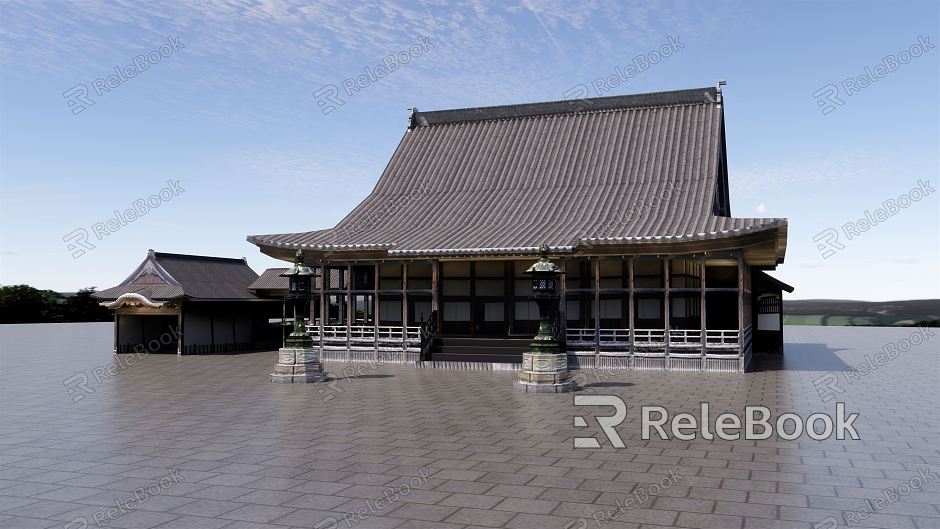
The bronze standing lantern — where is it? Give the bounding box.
[280,249,317,348]
[525,244,562,355]
[515,244,577,392]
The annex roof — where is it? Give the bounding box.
[94,251,261,301]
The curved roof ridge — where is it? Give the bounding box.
[411,87,718,127]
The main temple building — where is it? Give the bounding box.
[246,86,792,373]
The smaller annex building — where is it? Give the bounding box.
[94,251,283,354]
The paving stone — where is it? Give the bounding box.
[151,514,234,528]
[439,493,504,509]
[748,491,808,508]
[0,517,58,529]
[281,493,348,510]
[386,502,459,521]
[675,511,743,528]
[218,503,296,523]
[170,498,244,517]
[445,506,517,526]
[232,489,302,506]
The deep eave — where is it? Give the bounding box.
[249,221,787,266]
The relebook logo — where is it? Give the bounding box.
[574,396,860,448]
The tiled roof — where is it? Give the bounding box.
[94,251,260,301]
[249,87,786,258]
[247,268,289,291]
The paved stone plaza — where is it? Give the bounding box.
[1,323,938,529]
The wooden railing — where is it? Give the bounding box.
[598,328,631,344]
[566,328,596,344]
[668,329,702,345]
[633,329,667,344]
[705,329,740,347]
[564,328,739,348]
[307,324,423,347]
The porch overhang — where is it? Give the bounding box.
[248,223,787,266]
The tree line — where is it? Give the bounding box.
[0,285,112,323]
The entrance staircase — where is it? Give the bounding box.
[429,336,531,363]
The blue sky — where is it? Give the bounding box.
[1,0,937,300]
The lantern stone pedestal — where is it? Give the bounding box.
[270,320,329,383]
[514,351,577,393]
[270,346,329,383]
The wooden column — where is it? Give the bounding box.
[176,312,183,355]
[593,257,600,359]
[737,253,745,371]
[319,264,326,349]
[431,260,439,314]
[469,261,476,335]
[210,308,215,354]
[663,257,670,362]
[432,260,442,332]
[374,262,380,356]
[346,263,352,359]
[114,313,120,354]
[628,257,634,357]
[178,309,184,355]
[402,262,409,352]
[559,262,567,340]
[700,255,707,364]
[504,264,511,334]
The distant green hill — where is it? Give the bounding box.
[783,299,939,327]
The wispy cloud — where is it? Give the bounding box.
[521,0,573,67]
[1,0,725,125]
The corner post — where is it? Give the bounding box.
[319,264,326,350]
[374,262,380,360]
[346,263,352,361]
[559,264,567,350]
[431,260,440,329]
[737,253,745,372]
[177,310,183,355]
[593,257,600,361]
[628,256,635,361]
[402,262,409,353]
[663,256,670,366]
[700,255,707,369]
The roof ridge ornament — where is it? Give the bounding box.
[539,243,549,259]
[280,249,316,278]
[526,243,560,273]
